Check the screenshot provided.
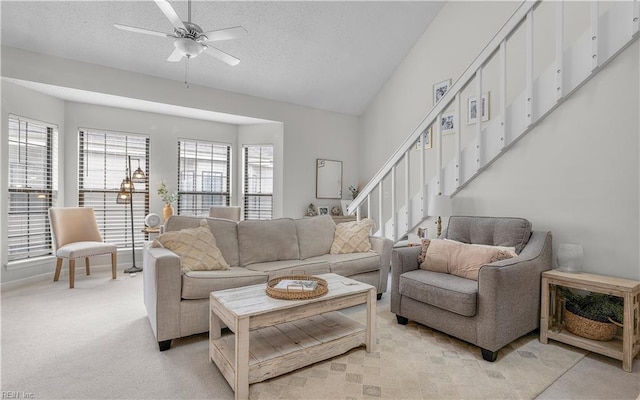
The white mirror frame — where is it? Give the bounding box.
[316,159,342,199]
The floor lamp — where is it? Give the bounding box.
[116,156,146,273]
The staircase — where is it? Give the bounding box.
[348,0,639,242]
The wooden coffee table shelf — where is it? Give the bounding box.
[209,273,376,400]
[540,270,640,372]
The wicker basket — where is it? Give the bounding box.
[564,307,618,341]
[266,275,328,300]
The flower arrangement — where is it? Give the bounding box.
[157,181,178,205]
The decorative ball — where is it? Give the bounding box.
[331,206,342,216]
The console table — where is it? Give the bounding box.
[540,270,640,372]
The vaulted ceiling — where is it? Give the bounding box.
[1,1,444,116]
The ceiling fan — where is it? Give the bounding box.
[114,0,246,66]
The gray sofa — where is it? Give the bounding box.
[143,215,393,351]
[391,216,552,362]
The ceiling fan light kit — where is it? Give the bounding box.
[114,0,245,69]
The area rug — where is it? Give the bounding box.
[249,302,588,400]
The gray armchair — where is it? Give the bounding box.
[391,216,552,361]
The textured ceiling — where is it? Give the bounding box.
[1,1,444,116]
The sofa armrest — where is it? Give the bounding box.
[369,236,394,294]
[143,243,182,343]
[476,230,552,351]
[390,246,422,314]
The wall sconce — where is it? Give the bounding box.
[115,156,147,273]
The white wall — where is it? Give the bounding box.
[359,2,640,280]
[1,46,361,219]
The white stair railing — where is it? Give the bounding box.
[348,0,639,242]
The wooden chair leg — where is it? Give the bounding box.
[85,257,91,276]
[69,259,76,289]
[111,252,117,280]
[54,258,63,282]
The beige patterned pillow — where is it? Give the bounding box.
[330,218,374,254]
[152,219,229,273]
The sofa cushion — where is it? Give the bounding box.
[153,220,229,274]
[181,267,268,300]
[245,259,330,279]
[419,239,514,280]
[444,216,532,253]
[312,253,381,277]
[399,270,478,317]
[238,218,300,266]
[330,218,374,254]
[164,215,240,267]
[295,215,336,259]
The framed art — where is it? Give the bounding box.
[467,92,490,124]
[317,206,330,216]
[415,126,433,150]
[433,79,451,104]
[441,112,455,135]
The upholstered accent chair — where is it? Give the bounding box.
[391,216,552,362]
[48,207,118,288]
[209,206,241,221]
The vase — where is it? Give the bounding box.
[557,243,583,273]
[162,204,174,221]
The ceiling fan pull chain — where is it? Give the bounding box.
[188,0,192,24]
[184,57,190,88]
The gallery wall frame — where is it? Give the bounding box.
[433,79,451,104]
[467,92,490,124]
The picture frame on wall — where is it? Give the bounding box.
[467,92,490,124]
[433,79,451,104]
[441,112,456,135]
[415,126,433,150]
[317,206,330,216]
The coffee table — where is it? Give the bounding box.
[209,272,377,400]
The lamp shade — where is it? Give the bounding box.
[116,181,131,204]
[427,194,452,217]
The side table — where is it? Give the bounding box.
[540,269,640,372]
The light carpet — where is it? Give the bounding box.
[2,268,588,400]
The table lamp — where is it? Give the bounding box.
[427,194,452,237]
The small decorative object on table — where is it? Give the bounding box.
[266,275,328,300]
[306,203,317,217]
[157,180,178,220]
[556,243,584,273]
[331,206,342,216]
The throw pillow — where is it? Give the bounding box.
[330,218,374,254]
[152,219,229,273]
[444,239,517,257]
[419,239,514,280]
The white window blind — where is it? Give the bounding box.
[243,145,273,220]
[177,139,231,216]
[78,129,149,248]
[7,116,58,261]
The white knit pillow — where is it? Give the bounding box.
[330,218,374,254]
[153,219,229,273]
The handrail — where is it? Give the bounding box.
[347,0,538,215]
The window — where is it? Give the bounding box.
[177,139,231,216]
[7,116,58,261]
[243,145,273,220]
[78,129,149,248]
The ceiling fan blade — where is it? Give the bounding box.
[154,0,186,31]
[201,26,247,42]
[114,24,170,38]
[203,46,240,66]
[166,47,184,62]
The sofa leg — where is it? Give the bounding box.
[376,293,382,300]
[158,340,172,352]
[481,348,498,362]
[396,315,408,325]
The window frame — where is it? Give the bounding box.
[242,144,274,220]
[6,115,58,262]
[177,138,232,216]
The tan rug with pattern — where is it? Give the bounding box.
[249,302,588,400]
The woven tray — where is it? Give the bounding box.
[564,307,618,341]
[266,275,328,300]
